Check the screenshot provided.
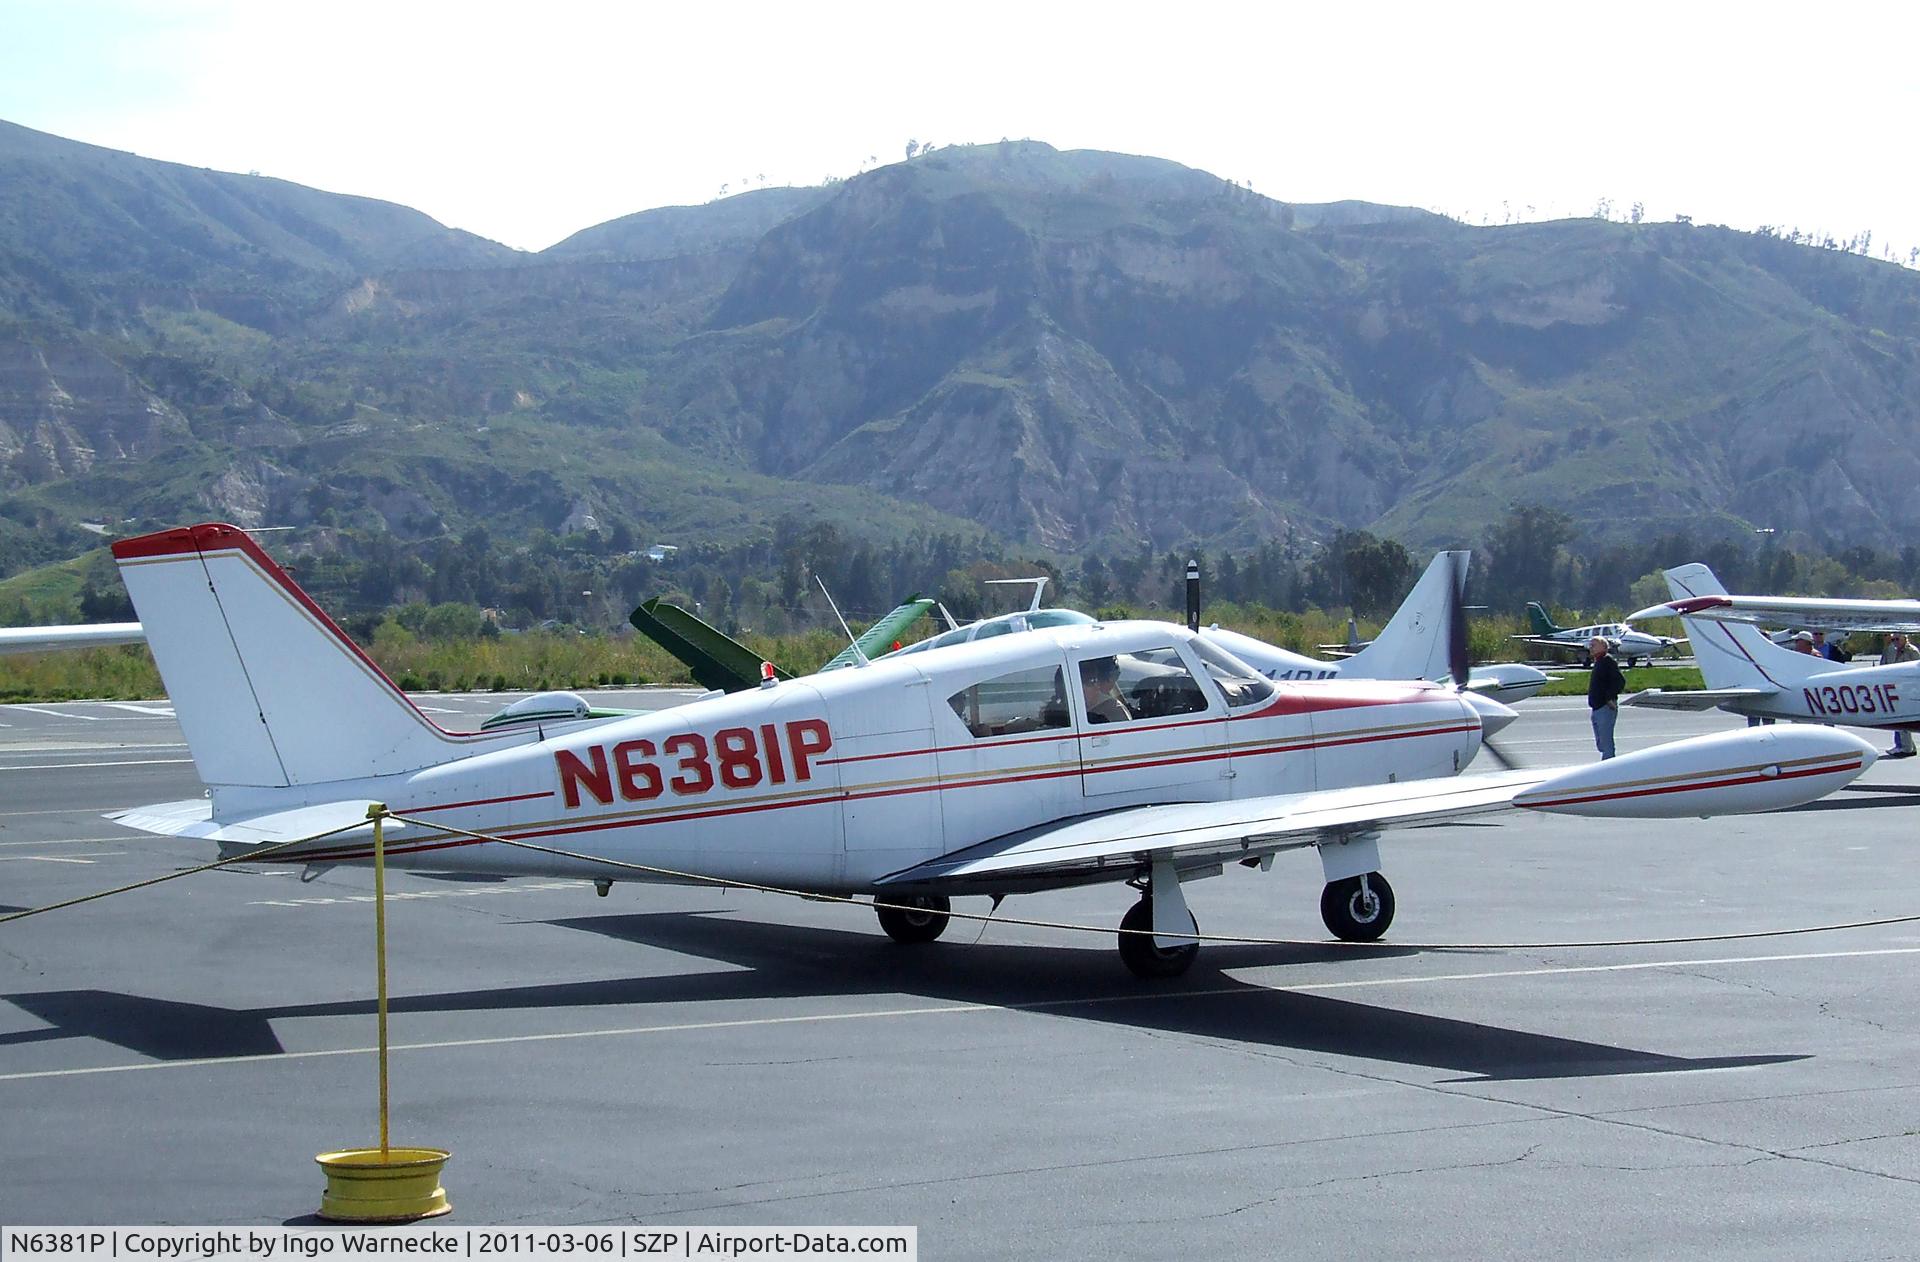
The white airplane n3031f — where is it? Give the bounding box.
[108,525,1876,978]
[1628,563,1920,731]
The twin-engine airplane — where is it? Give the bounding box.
[106,525,1875,978]
[1513,602,1683,667]
[1628,563,1920,731]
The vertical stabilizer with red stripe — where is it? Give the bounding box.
[1665,563,1808,694]
[113,523,489,792]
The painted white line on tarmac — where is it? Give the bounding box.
[94,703,174,717]
[249,879,583,908]
[0,854,117,864]
[4,944,1917,1085]
[4,706,102,720]
[0,759,194,772]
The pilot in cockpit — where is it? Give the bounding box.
[1080,656,1132,724]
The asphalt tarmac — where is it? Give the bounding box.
[2,691,1917,1259]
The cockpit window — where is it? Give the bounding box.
[1028,610,1096,629]
[1079,647,1212,724]
[1188,638,1278,708]
[947,666,1070,738]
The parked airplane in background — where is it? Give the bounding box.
[98,524,1874,980]
[0,622,144,655]
[1629,563,1920,734]
[1513,602,1684,667]
[1205,553,1550,705]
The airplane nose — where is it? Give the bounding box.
[1460,690,1519,737]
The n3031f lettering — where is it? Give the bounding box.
[1803,682,1900,716]
[556,719,832,808]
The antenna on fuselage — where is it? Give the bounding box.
[985,576,1049,613]
[816,577,870,667]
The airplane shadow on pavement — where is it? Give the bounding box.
[1,908,1804,1084]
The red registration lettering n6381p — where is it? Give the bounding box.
[556,719,831,808]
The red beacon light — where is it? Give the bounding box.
[759,661,777,689]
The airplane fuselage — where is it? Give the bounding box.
[276,624,1483,893]
[1736,660,1920,728]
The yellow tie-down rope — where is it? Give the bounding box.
[0,818,374,926]
[385,811,1920,953]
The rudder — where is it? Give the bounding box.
[114,523,501,791]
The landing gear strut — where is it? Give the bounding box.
[1321,872,1395,941]
[875,893,950,944]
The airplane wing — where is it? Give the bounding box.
[1630,594,1920,635]
[628,598,791,693]
[880,771,1550,893]
[0,622,145,655]
[878,726,1871,894]
[821,597,934,672]
[1625,687,1773,711]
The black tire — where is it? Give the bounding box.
[1576,649,1591,668]
[1320,873,1396,942]
[1118,897,1199,979]
[875,893,951,944]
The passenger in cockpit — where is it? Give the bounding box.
[1081,656,1132,724]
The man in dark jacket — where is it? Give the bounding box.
[1587,636,1626,760]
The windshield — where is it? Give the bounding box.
[1188,638,1278,708]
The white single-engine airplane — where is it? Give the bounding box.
[1628,563,1920,731]
[106,525,1875,978]
[1204,553,1550,705]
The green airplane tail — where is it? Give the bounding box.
[1525,602,1562,638]
[629,596,935,693]
[630,598,785,693]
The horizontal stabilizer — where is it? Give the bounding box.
[109,798,408,858]
[1626,687,1773,711]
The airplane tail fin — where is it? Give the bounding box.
[113,523,497,792]
[1525,602,1560,637]
[1340,551,1467,683]
[1664,563,1808,693]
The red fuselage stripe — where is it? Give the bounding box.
[1521,759,1859,809]
[280,720,1474,864]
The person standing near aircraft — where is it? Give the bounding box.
[1790,631,1818,654]
[1880,633,1920,757]
[1587,636,1625,759]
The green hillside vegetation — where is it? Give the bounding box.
[3,123,1918,636]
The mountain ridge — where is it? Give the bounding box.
[1,123,1917,580]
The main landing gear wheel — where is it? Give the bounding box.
[875,893,951,944]
[1118,897,1199,979]
[1576,649,1592,668]
[1321,872,1395,942]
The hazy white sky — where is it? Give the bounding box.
[4,1,1917,258]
